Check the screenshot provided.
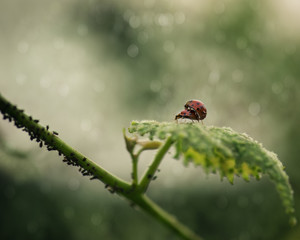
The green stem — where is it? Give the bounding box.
[138,136,173,193]
[0,93,131,193]
[0,93,204,240]
[131,153,138,185]
[131,194,203,240]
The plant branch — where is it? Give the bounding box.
[0,93,131,194]
[0,93,204,240]
[138,136,173,193]
[131,194,203,240]
[131,152,138,185]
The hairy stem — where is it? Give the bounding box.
[131,194,203,240]
[138,136,173,193]
[0,93,131,193]
[0,93,204,240]
[131,153,138,185]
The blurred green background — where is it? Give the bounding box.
[0,0,300,239]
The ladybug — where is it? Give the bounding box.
[175,109,198,121]
[184,100,207,120]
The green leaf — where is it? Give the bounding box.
[128,121,296,225]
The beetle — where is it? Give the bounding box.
[184,99,207,120]
[175,109,199,121]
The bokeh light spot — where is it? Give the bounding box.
[248,102,261,116]
[271,82,283,95]
[77,24,89,36]
[216,195,229,209]
[27,221,38,234]
[129,15,141,28]
[53,38,65,50]
[58,84,70,97]
[17,41,29,53]
[64,206,75,219]
[150,80,162,92]
[174,12,185,24]
[127,44,139,58]
[237,195,249,208]
[232,69,244,83]
[138,31,149,44]
[68,178,80,191]
[16,74,27,85]
[91,214,102,226]
[236,38,248,50]
[40,76,52,89]
[80,119,92,132]
[209,70,220,84]
[163,40,175,53]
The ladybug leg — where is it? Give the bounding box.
[201,120,204,125]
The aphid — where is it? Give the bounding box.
[46,125,49,130]
[175,109,199,121]
[184,99,207,121]
[82,170,91,176]
[108,187,115,194]
[53,131,58,135]
[34,119,39,123]
[39,141,43,148]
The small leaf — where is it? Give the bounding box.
[128,121,296,224]
[137,140,162,150]
[123,128,136,153]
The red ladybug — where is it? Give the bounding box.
[184,100,207,120]
[175,109,198,121]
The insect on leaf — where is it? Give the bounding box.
[128,121,296,225]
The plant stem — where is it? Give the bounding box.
[0,93,205,240]
[131,153,138,185]
[138,136,173,193]
[131,194,203,240]
[0,93,131,193]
